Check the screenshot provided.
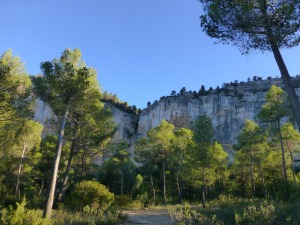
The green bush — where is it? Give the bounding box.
[114,195,132,208]
[0,198,53,225]
[235,203,276,225]
[128,200,144,209]
[65,180,114,213]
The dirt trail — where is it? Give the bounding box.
[121,209,173,225]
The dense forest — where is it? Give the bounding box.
[0,47,300,224]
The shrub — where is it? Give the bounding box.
[65,180,114,213]
[114,195,132,208]
[0,198,53,225]
[51,209,120,225]
[128,200,144,209]
[169,197,300,225]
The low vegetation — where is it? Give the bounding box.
[169,195,300,225]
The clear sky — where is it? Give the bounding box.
[1,0,300,109]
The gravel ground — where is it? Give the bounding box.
[120,209,173,225]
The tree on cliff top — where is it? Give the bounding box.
[199,0,300,129]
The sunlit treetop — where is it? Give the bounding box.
[200,0,300,53]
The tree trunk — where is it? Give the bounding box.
[38,179,44,197]
[162,162,166,205]
[260,0,300,130]
[287,143,297,185]
[272,173,278,192]
[43,108,69,219]
[176,172,182,202]
[80,150,87,181]
[57,123,79,201]
[258,164,267,199]
[150,172,156,202]
[15,141,27,198]
[242,177,246,198]
[270,43,300,130]
[57,144,76,201]
[201,185,206,209]
[121,176,124,195]
[250,151,255,198]
[278,119,288,182]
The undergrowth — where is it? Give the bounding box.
[168,195,300,225]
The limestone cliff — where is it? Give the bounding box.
[104,101,139,146]
[32,97,57,137]
[33,77,300,152]
[138,80,272,145]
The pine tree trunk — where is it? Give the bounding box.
[278,119,288,182]
[250,151,255,198]
[270,42,300,130]
[258,164,267,199]
[242,177,246,198]
[287,144,297,185]
[261,0,300,130]
[43,108,69,218]
[57,144,76,201]
[162,162,166,205]
[150,172,156,202]
[38,179,44,197]
[121,176,124,195]
[57,123,79,201]
[201,185,206,209]
[15,141,27,198]
[80,151,87,181]
[176,172,182,202]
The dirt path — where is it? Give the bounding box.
[121,209,173,225]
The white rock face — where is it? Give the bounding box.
[104,102,139,144]
[138,92,264,145]
[32,97,56,137]
[137,79,296,145]
[32,78,300,158]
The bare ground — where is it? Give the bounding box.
[120,209,173,225]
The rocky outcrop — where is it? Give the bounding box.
[33,77,300,154]
[137,78,300,145]
[32,97,57,137]
[104,102,139,146]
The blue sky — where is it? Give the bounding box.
[1,0,300,109]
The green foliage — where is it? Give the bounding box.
[258,85,287,122]
[35,48,109,218]
[199,0,300,53]
[102,91,140,115]
[0,51,34,200]
[135,120,175,203]
[198,85,206,96]
[169,196,300,225]
[188,115,228,208]
[199,0,300,128]
[258,85,292,184]
[232,120,270,198]
[191,115,214,146]
[50,208,121,225]
[0,50,32,127]
[114,195,132,208]
[0,198,53,225]
[65,181,114,213]
[99,142,136,195]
